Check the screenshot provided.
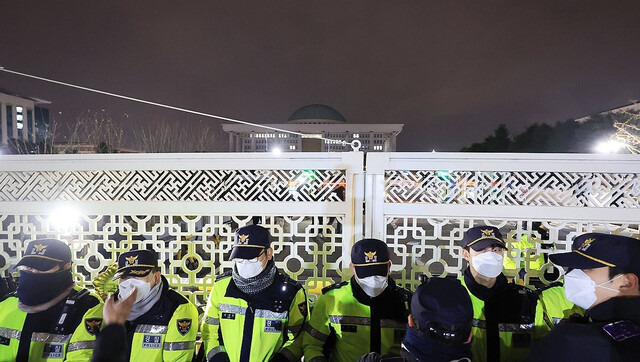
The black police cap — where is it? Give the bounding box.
[16,239,72,271]
[460,226,506,251]
[229,224,271,260]
[351,238,391,278]
[550,233,640,277]
[412,277,473,343]
[114,249,159,280]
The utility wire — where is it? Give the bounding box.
[0,66,357,149]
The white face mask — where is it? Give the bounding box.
[235,257,265,279]
[119,278,152,304]
[357,275,389,298]
[564,269,622,309]
[471,251,504,278]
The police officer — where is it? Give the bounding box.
[359,277,474,362]
[530,233,640,361]
[459,226,549,362]
[91,249,199,361]
[200,224,308,362]
[0,238,104,361]
[303,238,412,362]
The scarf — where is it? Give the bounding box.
[127,278,163,321]
[18,284,75,314]
[232,260,276,295]
[463,267,508,301]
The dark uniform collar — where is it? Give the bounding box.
[350,275,396,306]
[463,267,508,301]
[588,296,640,323]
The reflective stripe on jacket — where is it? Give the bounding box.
[302,278,411,362]
[201,270,308,362]
[0,288,103,362]
[459,276,549,362]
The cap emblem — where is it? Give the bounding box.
[481,229,495,237]
[579,238,595,252]
[32,244,47,255]
[364,251,377,263]
[238,234,250,244]
[125,255,138,266]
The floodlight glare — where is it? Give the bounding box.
[49,206,81,233]
[594,140,624,154]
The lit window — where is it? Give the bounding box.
[353,133,359,138]
[16,106,23,113]
[16,115,23,121]
[289,145,296,150]
[17,122,24,130]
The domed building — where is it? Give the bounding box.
[223,104,403,152]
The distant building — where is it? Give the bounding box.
[223,104,403,152]
[0,88,51,149]
[575,101,640,123]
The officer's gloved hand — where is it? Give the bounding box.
[357,352,382,362]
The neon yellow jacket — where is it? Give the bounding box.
[0,287,103,362]
[201,268,308,362]
[538,284,585,327]
[504,234,546,271]
[459,274,550,362]
[302,278,411,362]
[91,277,199,362]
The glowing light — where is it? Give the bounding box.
[49,206,81,234]
[594,140,625,154]
[272,147,282,156]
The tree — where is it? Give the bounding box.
[134,119,219,153]
[613,110,640,153]
[56,111,123,154]
[510,123,553,152]
[461,124,511,152]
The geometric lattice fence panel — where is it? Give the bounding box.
[0,169,346,202]
[0,213,347,307]
[384,216,640,291]
[385,170,640,207]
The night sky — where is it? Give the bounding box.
[1,1,640,151]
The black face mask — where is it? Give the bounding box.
[17,269,73,306]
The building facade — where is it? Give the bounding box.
[0,88,51,150]
[223,104,403,152]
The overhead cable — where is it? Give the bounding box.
[0,66,358,149]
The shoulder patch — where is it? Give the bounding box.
[322,281,349,295]
[84,318,102,336]
[177,318,193,336]
[215,270,233,282]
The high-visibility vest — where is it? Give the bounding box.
[302,279,411,362]
[201,270,308,362]
[503,234,546,271]
[459,276,550,362]
[0,287,103,362]
[126,293,199,362]
[538,284,584,327]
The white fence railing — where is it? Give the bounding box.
[1,152,639,305]
[0,152,364,305]
[365,152,640,289]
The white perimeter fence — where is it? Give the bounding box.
[1,152,639,306]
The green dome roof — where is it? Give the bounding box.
[288,104,346,123]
